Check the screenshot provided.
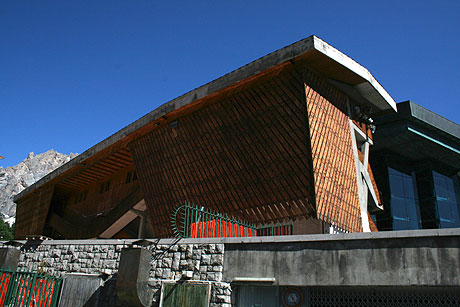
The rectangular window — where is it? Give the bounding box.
[75,190,88,204]
[433,171,460,228]
[388,167,421,230]
[105,180,111,192]
[100,180,111,194]
[125,171,133,184]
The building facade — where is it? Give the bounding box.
[2,229,460,307]
[8,36,460,307]
[13,36,396,240]
[371,101,460,231]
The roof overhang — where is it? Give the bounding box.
[372,101,460,171]
[307,37,396,112]
[14,35,396,201]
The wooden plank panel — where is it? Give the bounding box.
[15,184,55,239]
[130,67,316,237]
[304,67,362,232]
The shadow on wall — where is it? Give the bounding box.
[61,274,121,307]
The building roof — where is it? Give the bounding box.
[372,100,460,170]
[15,35,396,201]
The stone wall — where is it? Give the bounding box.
[9,228,460,306]
[13,239,231,306]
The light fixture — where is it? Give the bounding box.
[232,277,276,284]
[169,121,178,129]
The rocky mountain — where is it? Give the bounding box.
[0,150,78,224]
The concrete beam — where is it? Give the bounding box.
[99,200,146,239]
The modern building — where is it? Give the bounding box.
[370,101,460,231]
[13,35,396,240]
[7,37,460,307]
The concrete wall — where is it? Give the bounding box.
[1,228,459,306]
[223,228,460,287]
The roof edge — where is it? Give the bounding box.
[313,36,397,112]
[405,101,460,139]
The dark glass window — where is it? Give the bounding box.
[388,167,421,230]
[99,180,111,194]
[125,171,133,184]
[105,180,111,192]
[433,171,460,228]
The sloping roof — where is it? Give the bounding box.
[15,35,396,201]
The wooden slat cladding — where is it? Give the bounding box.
[130,67,315,237]
[368,212,379,232]
[34,147,141,239]
[358,150,382,206]
[62,166,139,220]
[15,185,55,239]
[58,147,133,190]
[353,120,373,141]
[304,69,362,232]
[48,186,143,239]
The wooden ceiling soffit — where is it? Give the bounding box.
[16,136,137,202]
[48,187,143,239]
[56,147,134,190]
[99,199,146,238]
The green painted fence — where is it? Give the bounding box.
[0,269,62,307]
[171,201,293,238]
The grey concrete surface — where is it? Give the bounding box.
[223,228,460,287]
[0,247,20,270]
[3,227,459,246]
[59,274,104,307]
[116,247,153,306]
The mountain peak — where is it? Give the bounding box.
[0,150,78,222]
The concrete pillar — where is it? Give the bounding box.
[116,247,153,306]
[0,247,20,271]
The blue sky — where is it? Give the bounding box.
[1,1,459,167]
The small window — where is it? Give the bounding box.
[105,180,111,192]
[100,180,111,194]
[133,171,138,181]
[126,171,133,184]
[75,190,88,203]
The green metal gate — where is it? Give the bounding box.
[0,269,62,307]
[160,282,211,307]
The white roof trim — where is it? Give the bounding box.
[313,36,397,111]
